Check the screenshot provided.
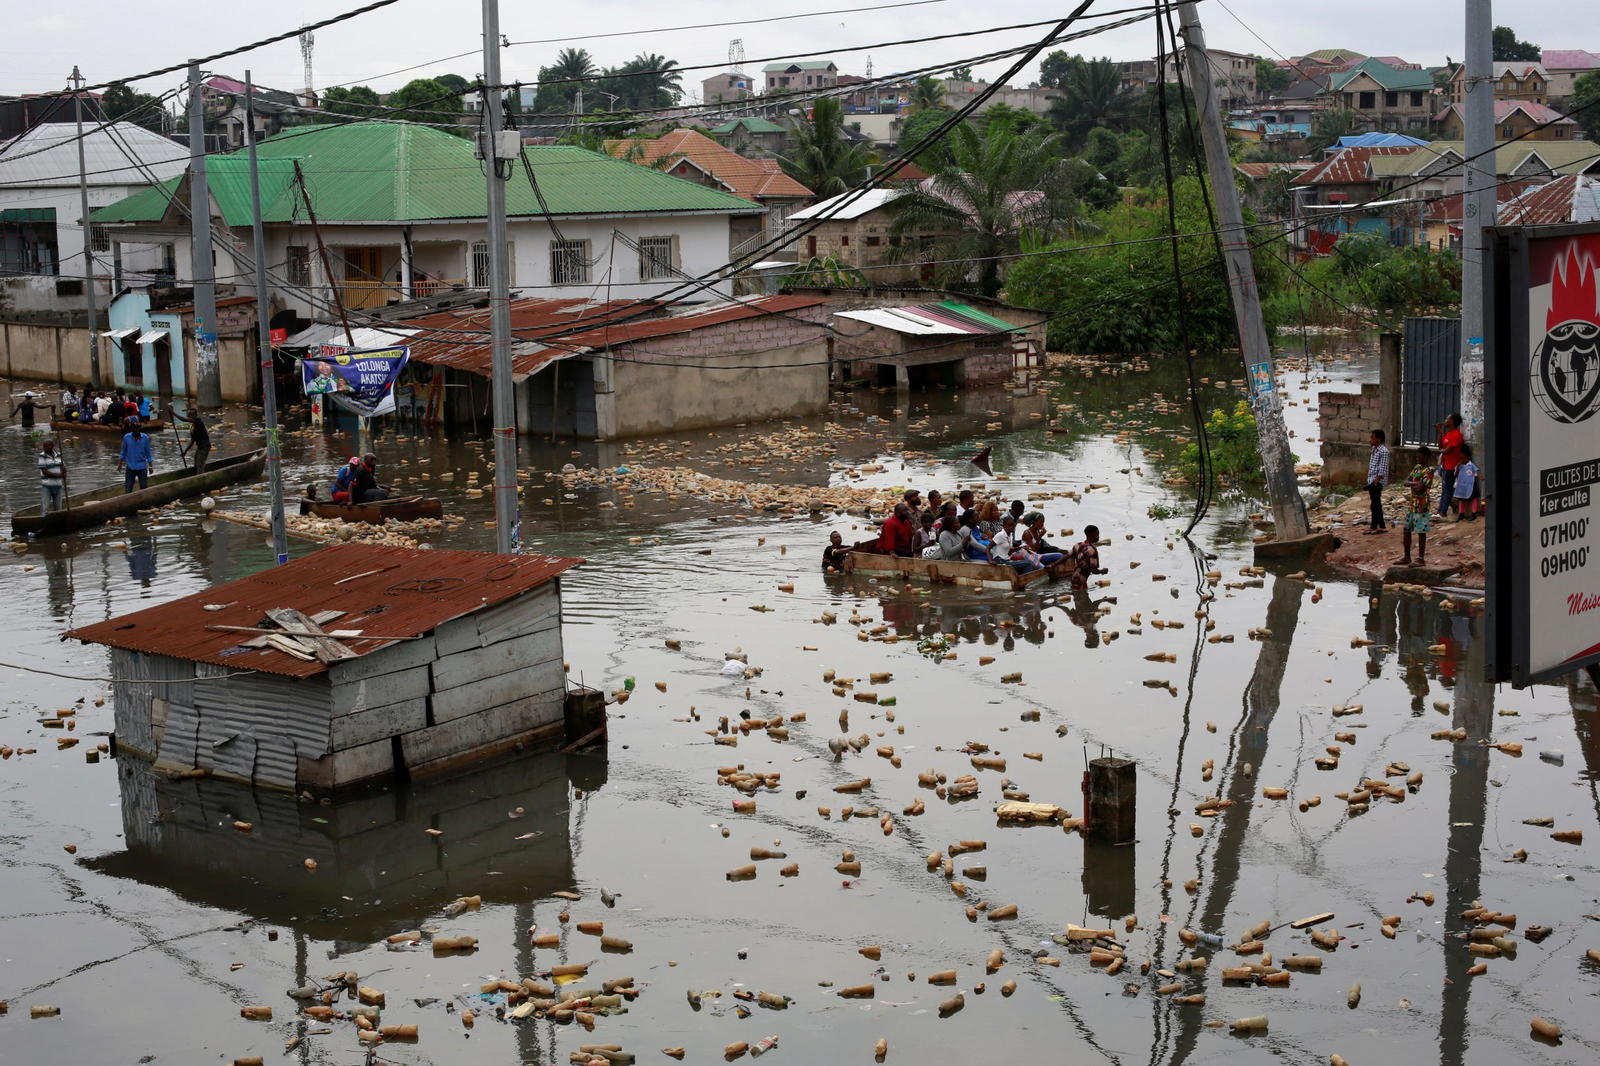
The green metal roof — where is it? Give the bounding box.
[710,117,785,134]
[937,301,1022,333]
[1329,58,1433,93]
[93,122,761,226]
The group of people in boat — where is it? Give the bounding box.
[299,454,391,513]
[824,487,1108,589]
[54,387,154,428]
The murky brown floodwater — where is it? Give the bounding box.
[2,340,1596,1066]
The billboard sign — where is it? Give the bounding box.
[1488,223,1600,685]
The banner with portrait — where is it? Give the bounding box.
[301,346,409,418]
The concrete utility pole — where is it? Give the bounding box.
[187,63,222,408]
[70,66,101,389]
[1177,2,1309,540]
[245,71,288,565]
[1459,0,1494,437]
[481,0,520,553]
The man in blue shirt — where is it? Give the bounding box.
[118,423,154,492]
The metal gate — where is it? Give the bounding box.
[1402,316,1461,445]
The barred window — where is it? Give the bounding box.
[90,225,110,252]
[286,245,310,288]
[637,235,675,280]
[550,239,590,285]
[471,241,517,288]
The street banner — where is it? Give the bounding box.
[301,346,409,418]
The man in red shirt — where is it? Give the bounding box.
[1435,413,1464,516]
[877,502,916,557]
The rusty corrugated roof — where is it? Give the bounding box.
[403,295,826,379]
[65,544,583,678]
[1292,145,1417,186]
[1497,174,1600,226]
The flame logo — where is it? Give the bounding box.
[1548,242,1600,332]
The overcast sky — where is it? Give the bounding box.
[0,0,1592,101]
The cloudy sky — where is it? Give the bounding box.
[0,0,1591,102]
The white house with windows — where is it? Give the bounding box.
[91,122,765,348]
[0,121,188,315]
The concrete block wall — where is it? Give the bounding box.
[1318,384,1383,487]
[960,350,1013,386]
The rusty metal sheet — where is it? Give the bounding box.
[66,544,582,679]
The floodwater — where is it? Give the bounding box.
[1,339,1596,1066]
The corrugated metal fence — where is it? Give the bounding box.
[1402,316,1461,445]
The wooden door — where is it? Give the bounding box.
[341,246,390,310]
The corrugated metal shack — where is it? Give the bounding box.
[65,544,584,792]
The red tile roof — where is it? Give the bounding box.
[64,544,583,678]
[402,295,827,379]
[1292,145,1417,186]
[604,129,813,201]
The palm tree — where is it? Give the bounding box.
[1308,108,1358,152]
[1047,56,1138,148]
[910,76,944,112]
[537,47,596,113]
[548,48,596,83]
[630,53,683,108]
[778,97,877,198]
[888,114,1092,296]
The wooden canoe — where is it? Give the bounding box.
[304,495,443,524]
[842,546,1074,591]
[50,418,168,435]
[10,449,266,538]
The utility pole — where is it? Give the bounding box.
[246,71,288,565]
[1460,0,1494,438]
[481,0,520,553]
[187,63,222,408]
[70,66,102,390]
[1177,2,1309,540]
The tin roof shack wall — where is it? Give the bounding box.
[72,545,582,791]
[591,301,830,437]
[786,285,1049,353]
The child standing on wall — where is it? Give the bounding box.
[1396,446,1435,567]
[1452,445,1482,521]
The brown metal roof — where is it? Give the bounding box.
[1292,145,1416,186]
[65,544,583,678]
[1497,174,1594,226]
[403,295,827,379]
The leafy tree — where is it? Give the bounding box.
[888,112,1097,296]
[386,78,464,125]
[1309,108,1357,152]
[434,74,471,96]
[100,83,168,133]
[1039,50,1074,90]
[778,97,876,197]
[321,85,383,119]
[1491,26,1541,63]
[1303,233,1462,328]
[898,107,955,169]
[1572,71,1600,142]
[950,66,974,82]
[910,77,944,112]
[1047,56,1139,148]
[1254,58,1292,99]
[1005,177,1287,355]
[976,102,1045,136]
[1432,59,1457,91]
[780,254,868,288]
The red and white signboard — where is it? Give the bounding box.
[1489,223,1600,684]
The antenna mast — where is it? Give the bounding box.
[299,27,315,105]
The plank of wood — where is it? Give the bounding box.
[265,634,317,661]
[334,564,400,586]
[266,608,359,663]
[309,609,347,625]
[207,624,421,641]
[1290,912,1336,930]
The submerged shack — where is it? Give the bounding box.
[65,544,585,792]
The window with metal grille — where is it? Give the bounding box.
[286,245,310,287]
[550,239,590,285]
[637,235,675,280]
[470,241,516,288]
[90,225,110,252]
